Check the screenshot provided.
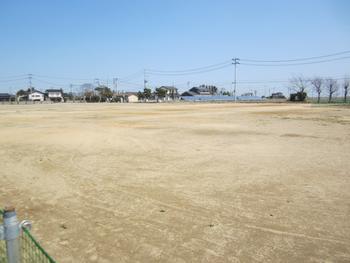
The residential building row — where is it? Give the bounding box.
[16,88,65,102]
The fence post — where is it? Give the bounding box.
[3,207,20,263]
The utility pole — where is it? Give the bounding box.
[113,78,118,94]
[143,69,147,90]
[70,84,74,102]
[231,82,234,97]
[232,58,240,101]
[28,73,33,91]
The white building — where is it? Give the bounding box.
[159,86,179,101]
[126,94,138,103]
[46,89,64,102]
[28,90,45,102]
[116,92,139,103]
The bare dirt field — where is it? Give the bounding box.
[0,102,349,262]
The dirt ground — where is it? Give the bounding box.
[0,102,349,262]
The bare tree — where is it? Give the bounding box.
[325,78,338,103]
[290,76,309,93]
[343,78,349,103]
[311,77,323,103]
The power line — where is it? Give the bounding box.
[240,56,350,66]
[0,74,28,80]
[238,80,289,84]
[146,63,232,76]
[119,80,141,86]
[34,74,93,81]
[240,50,350,63]
[187,76,348,87]
[1,50,350,92]
[145,51,350,75]
[146,60,232,74]
[0,77,27,83]
[32,77,67,88]
[118,70,144,81]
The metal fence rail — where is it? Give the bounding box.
[0,208,56,263]
[0,208,7,263]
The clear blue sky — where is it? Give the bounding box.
[0,0,349,95]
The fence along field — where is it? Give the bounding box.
[0,208,55,263]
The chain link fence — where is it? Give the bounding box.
[0,208,56,263]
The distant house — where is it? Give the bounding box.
[241,92,254,97]
[0,93,15,102]
[236,95,263,101]
[115,92,139,103]
[181,85,218,96]
[125,93,138,103]
[290,92,307,102]
[269,92,286,99]
[28,90,45,102]
[189,87,211,95]
[46,89,64,102]
[181,84,221,101]
[181,91,198,96]
[158,86,179,100]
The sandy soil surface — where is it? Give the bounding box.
[0,102,349,262]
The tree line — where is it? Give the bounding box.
[290,76,349,103]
